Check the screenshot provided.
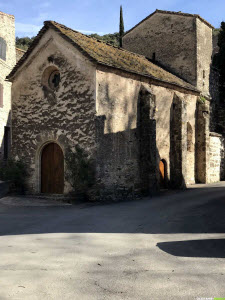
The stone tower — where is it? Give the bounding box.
[0,11,16,159]
[123,10,213,96]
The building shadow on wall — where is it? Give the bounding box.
[169,94,187,189]
[96,83,188,200]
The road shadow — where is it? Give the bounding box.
[157,239,225,258]
[1,184,225,235]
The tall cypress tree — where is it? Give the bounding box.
[119,5,124,47]
[217,22,225,102]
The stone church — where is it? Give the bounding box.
[1,9,224,199]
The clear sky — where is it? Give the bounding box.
[1,0,225,37]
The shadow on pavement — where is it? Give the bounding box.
[1,184,225,235]
[157,239,225,258]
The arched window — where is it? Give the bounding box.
[42,66,60,91]
[0,37,7,61]
[187,122,193,152]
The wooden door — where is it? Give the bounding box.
[159,160,165,188]
[41,143,64,194]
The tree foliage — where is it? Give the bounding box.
[0,158,28,193]
[119,5,125,47]
[89,32,120,46]
[16,31,121,50]
[16,36,35,50]
[214,22,225,102]
[65,145,95,195]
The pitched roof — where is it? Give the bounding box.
[7,20,199,93]
[124,9,214,36]
[16,47,26,62]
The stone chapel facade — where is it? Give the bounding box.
[2,9,225,200]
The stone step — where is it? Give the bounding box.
[25,194,73,204]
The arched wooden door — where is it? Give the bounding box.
[41,143,64,194]
[159,160,166,188]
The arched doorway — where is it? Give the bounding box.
[159,160,167,188]
[41,143,64,194]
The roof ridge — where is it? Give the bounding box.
[16,47,26,53]
[47,20,151,60]
[155,9,214,28]
[124,9,214,36]
[7,19,199,93]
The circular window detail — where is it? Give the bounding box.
[41,66,61,91]
[48,70,60,90]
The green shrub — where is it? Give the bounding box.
[0,159,28,193]
[65,146,95,197]
[198,95,207,104]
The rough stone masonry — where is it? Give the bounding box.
[1,9,225,200]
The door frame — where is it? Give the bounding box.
[35,140,65,194]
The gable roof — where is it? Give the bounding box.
[7,20,199,93]
[124,9,214,37]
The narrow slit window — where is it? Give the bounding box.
[152,52,156,61]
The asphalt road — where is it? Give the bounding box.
[0,183,225,299]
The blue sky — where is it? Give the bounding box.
[1,0,225,37]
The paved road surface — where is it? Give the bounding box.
[0,183,225,299]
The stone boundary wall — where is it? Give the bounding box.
[208,132,225,183]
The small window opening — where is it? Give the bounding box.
[48,70,60,90]
[152,52,156,61]
[42,66,61,91]
[203,70,205,79]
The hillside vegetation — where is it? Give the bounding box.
[16,32,120,51]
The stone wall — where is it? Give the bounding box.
[170,94,187,187]
[123,12,213,96]
[96,65,198,198]
[196,18,213,96]
[196,101,210,183]
[11,29,96,193]
[153,85,197,185]
[208,132,225,183]
[123,12,197,85]
[0,12,16,159]
[11,26,200,198]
